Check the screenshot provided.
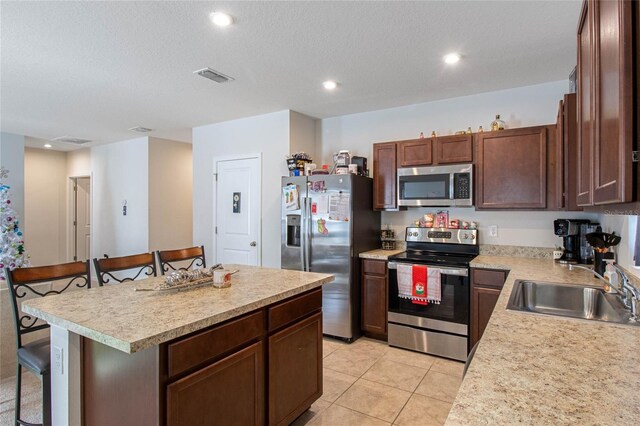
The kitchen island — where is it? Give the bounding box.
[22,265,334,426]
[447,256,640,425]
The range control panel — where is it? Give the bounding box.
[405,227,477,245]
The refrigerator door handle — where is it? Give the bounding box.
[305,196,311,272]
[300,196,306,270]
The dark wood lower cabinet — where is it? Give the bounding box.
[269,312,322,426]
[167,342,264,426]
[470,268,507,347]
[82,288,322,426]
[361,259,388,339]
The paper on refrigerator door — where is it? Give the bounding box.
[282,184,299,211]
[315,194,330,215]
[328,193,350,221]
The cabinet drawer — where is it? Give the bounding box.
[362,259,387,276]
[471,268,507,289]
[167,310,264,377]
[268,288,322,332]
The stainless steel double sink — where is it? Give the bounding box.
[506,280,639,326]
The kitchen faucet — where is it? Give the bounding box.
[568,263,639,322]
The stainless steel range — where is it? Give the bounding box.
[387,227,479,361]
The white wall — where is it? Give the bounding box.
[24,148,68,266]
[192,110,290,268]
[91,137,149,258]
[0,132,25,221]
[317,80,598,247]
[289,111,318,162]
[148,137,193,252]
[67,148,91,177]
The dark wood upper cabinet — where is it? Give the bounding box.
[576,0,635,206]
[397,138,433,167]
[373,142,398,210]
[577,1,594,206]
[476,127,550,209]
[557,93,582,211]
[592,0,634,204]
[435,134,473,164]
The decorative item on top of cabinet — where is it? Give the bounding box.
[373,142,398,210]
[476,125,559,210]
[470,268,507,347]
[397,138,433,167]
[576,0,635,207]
[361,259,388,340]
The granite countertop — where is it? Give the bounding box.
[22,265,333,354]
[446,255,640,425]
[359,248,405,260]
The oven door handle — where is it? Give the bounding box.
[387,262,468,277]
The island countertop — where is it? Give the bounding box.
[22,265,333,354]
[446,255,640,425]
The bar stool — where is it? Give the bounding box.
[156,245,206,275]
[93,252,157,286]
[5,261,91,426]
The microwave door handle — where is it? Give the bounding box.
[449,174,455,200]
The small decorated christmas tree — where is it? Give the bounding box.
[0,167,29,280]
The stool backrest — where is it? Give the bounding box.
[5,261,91,347]
[156,245,206,275]
[93,253,157,286]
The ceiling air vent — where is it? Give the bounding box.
[193,67,235,83]
[128,126,154,133]
[51,136,92,145]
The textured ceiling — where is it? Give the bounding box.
[2,1,581,149]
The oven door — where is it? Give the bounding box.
[387,261,469,335]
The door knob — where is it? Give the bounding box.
[250,241,257,247]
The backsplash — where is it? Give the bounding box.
[479,244,553,259]
[381,209,600,247]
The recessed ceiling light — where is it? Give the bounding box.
[210,11,234,27]
[443,53,461,64]
[323,80,338,90]
[43,143,52,149]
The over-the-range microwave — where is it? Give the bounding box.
[397,164,473,207]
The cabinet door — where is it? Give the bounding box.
[435,134,473,164]
[373,142,398,210]
[471,286,501,347]
[361,272,387,336]
[269,312,322,426]
[592,0,633,204]
[398,138,433,167]
[576,0,594,206]
[476,127,548,209]
[559,93,581,211]
[166,342,264,426]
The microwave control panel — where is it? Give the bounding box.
[454,173,471,199]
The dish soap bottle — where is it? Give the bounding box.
[490,114,505,131]
[603,260,619,293]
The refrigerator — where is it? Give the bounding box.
[281,174,381,341]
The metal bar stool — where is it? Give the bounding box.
[5,261,91,426]
[156,245,206,275]
[93,252,157,286]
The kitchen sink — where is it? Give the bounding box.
[506,280,639,326]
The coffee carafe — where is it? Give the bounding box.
[553,219,597,264]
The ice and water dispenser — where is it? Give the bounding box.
[286,214,301,247]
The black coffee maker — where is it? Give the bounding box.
[554,219,596,264]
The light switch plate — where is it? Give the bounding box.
[53,346,63,374]
[489,225,498,237]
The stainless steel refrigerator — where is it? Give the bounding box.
[281,175,380,341]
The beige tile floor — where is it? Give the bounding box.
[0,337,463,426]
[293,337,464,426]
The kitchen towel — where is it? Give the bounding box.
[397,264,441,304]
[411,265,428,305]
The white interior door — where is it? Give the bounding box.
[74,177,91,261]
[215,157,261,265]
